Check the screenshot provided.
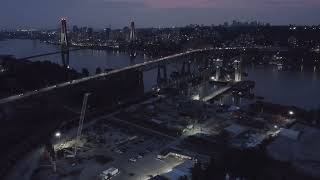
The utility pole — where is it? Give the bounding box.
[74,93,90,156]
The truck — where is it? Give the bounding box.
[100,167,119,180]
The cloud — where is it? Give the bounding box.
[91,0,145,8]
[143,0,320,8]
[0,0,319,28]
[262,0,320,7]
[144,0,217,8]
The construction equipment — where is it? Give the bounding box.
[74,93,90,156]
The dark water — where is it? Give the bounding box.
[244,65,320,109]
[0,39,148,72]
[0,39,159,91]
[1,39,320,109]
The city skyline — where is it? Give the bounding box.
[1,1,320,179]
[1,0,320,29]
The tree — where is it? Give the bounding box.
[82,68,89,77]
[178,175,188,180]
[96,67,102,74]
[191,161,203,180]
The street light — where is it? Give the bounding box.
[289,110,294,115]
[55,131,61,138]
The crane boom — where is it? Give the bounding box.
[74,93,90,156]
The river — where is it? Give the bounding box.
[0,39,319,109]
[244,65,320,109]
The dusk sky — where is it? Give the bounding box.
[1,0,320,29]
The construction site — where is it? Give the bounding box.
[4,74,304,180]
[4,57,319,180]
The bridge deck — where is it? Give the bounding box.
[18,48,82,60]
[0,46,283,105]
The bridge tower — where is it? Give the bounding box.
[60,18,68,47]
[60,18,70,68]
[234,59,242,82]
[129,21,137,58]
[129,21,136,41]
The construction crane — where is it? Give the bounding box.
[74,93,90,156]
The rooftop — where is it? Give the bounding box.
[267,123,320,178]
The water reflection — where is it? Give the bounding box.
[245,64,320,109]
[61,50,69,68]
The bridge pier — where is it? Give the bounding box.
[61,50,69,68]
[199,69,210,100]
[234,59,242,82]
[214,59,223,81]
[157,65,168,85]
[187,61,191,74]
[181,62,186,75]
[232,95,241,107]
[199,83,209,101]
[130,55,136,65]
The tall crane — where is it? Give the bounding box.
[74,93,90,156]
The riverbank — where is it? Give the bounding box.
[0,56,81,98]
[251,101,320,126]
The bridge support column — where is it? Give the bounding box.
[187,61,191,74]
[181,62,186,75]
[157,65,168,85]
[199,83,209,101]
[234,59,242,82]
[157,65,161,84]
[199,69,210,101]
[233,95,241,107]
[215,67,221,81]
[130,55,136,65]
[212,59,222,81]
[61,50,69,68]
[163,65,167,82]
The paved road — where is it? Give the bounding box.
[108,116,177,141]
[202,85,232,102]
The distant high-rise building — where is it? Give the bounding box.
[87,27,93,37]
[72,25,79,33]
[104,28,111,41]
[130,21,136,41]
[80,27,87,33]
